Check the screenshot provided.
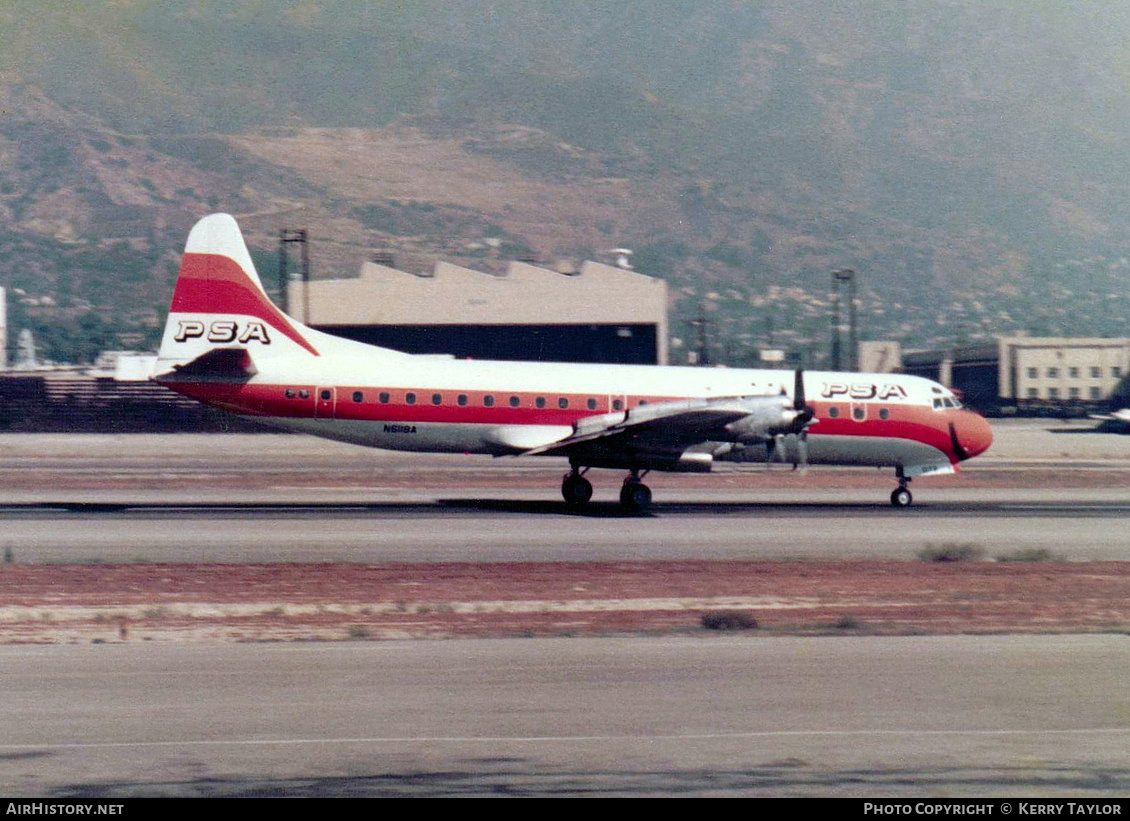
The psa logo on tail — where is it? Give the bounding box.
[174,319,272,345]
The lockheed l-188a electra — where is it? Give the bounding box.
[152,214,993,512]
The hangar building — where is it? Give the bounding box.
[899,336,1130,414]
[287,258,669,365]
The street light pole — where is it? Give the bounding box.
[830,273,842,371]
[833,268,857,371]
[279,229,309,322]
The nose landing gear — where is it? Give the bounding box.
[890,469,913,508]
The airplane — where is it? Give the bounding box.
[1088,408,1130,432]
[152,213,993,512]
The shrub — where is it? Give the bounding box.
[995,548,1064,563]
[701,611,758,631]
[917,543,985,562]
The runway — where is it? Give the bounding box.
[2,635,1128,797]
[3,428,1130,562]
[4,489,1130,563]
[3,430,1130,796]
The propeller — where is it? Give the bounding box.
[948,421,969,462]
[766,370,817,469]
[792,368,815,428]
[791,369,815,471]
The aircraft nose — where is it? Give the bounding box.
[953,411,993,460]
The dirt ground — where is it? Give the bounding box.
[3,559,1130,644]
[4,429,1130,644]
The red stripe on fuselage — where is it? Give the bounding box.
[162,381,973,463]
[809,402,954,461]
[172,253,319,356]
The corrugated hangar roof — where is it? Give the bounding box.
[287,259,667,327]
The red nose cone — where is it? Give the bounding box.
[954,411,993,460]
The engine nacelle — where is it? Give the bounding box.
[577,449,714,473]
[713,434,804,464]
[722,397,803,443]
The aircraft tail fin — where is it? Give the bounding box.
[156,214,319,372]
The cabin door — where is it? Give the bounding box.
[315,386,337,419]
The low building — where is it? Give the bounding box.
[899,336,1130,415]
[287,258,669,365]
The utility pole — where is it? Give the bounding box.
[689,308,712,367]
[279,229,309,321]
[831,268,857,371]
[830,274,842,371]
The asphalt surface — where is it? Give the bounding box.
[2,426,1130,562]
[6,491,1130,563]
[2,428,1130,796]
[1,635,1128,797]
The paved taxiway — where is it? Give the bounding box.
[3,426,1130,563]
[2,635,1128,797]
[3,428,1130,796]
[6,490,1130,562]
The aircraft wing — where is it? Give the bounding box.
[1089,408,1130,424]
[521,393,803,458]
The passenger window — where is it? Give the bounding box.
[613,399,623,411]
[536,397,546,408]
[509,396,520,408]
[457,394,468,406]
[432,393,442,405]
[298,390,309,399]
[352,391,363,403]
[638,399,648,406]
[587,398,597,410]
[320,389,332,401]
[285,389,296,399]
[379,391,390,404]
[879,408,890,420]
[406,392,416,405]
[852,406,865,421]
[558,397,569,409]
[484,395,494,407]
[828,406,839,418]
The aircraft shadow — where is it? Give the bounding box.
[1048,423,1129,434]
[433,498,1012,518]
[3,498,1120,519]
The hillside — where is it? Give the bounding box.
[2,1,1130,364]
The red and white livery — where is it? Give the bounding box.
[154,214,993,511]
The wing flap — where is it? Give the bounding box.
[521,395,789,457]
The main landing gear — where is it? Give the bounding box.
[561,469,593,506]
[890,469,913,508]
[619,471,652,513]
[561,467,653,513]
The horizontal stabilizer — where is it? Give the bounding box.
[153,347,257,383]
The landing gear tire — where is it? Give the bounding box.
[890,487,913,508]
[561,473,593,506]
[619,480,652,513]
